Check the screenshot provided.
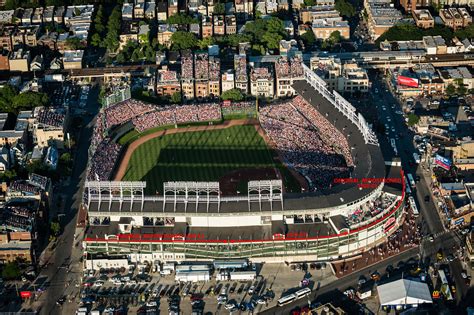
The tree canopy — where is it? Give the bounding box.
[0,85,49,114]
[171,92,181,104]
[104,6,122,52]
[244,17,287,54]
[167,13,199,25]
[2,261,21,280]
[221,89,244,101]
[375,23,471,44]
[407,113,420,126]
[300,30,316,48]
[213,3,225,15]
[335,0,356,18]
[170,31,198,51]
[445,84,456,97]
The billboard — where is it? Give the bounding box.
[20,291,31,298]
[397,75,419,88]
[434,154,452,171]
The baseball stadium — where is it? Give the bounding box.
[83,65,406,263]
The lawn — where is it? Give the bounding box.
[121,125,301,194]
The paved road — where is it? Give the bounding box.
[34,85,99,315]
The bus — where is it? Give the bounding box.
[408,196,419,217]
[277,294,296,306]
[405,178,412,195]
[413,153,421,164]
[390,138,398,156]
[277,288,311,306]
[406,173,416,189]
[295,287,311,298]
[438,269,454,301]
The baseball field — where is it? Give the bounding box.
[118,122,303,195]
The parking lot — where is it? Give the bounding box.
[76,262,336,314]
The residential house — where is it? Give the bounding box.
[250,66,274,98]
[9,48,30,72]
[62,50,84,69]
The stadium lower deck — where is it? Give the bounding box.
[83,67,406,262]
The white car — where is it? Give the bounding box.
[248,286,255,294]
[257,298,266,305]
[146,301,158,307]
[93,281,104,287]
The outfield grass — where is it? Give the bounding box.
[122,125,301,194]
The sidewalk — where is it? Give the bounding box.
[332,210,420,278]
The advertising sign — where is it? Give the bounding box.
[434,154,452,171]
[397,76,419,88]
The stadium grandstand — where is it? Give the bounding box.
[82,65,406,263]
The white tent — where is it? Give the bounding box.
[377,279,432,307]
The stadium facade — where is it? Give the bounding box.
[83,65,406,263]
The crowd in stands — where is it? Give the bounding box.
[251,67,273,81]
[234,55,247,82]
[347,193,397,225]
[36,108,65,128]
[8,181,41,195]
[132,103,222,133]
[1,205,36,231]
[91,113,105,151]
[259,97,352,190]
[181,54,194,79]
[195,52,209,80]
[104,99,156,129]
[88,139,121,181]
[159,70,179,82]
[209,57,220,81]
[292,96,354,166]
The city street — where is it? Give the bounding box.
[28,85,100,315]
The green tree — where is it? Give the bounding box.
[50,221,61,237]
[0,84,18,113]
[90,33,102,47]
[335,0,356,18]
[94,5,105,34]
[407,113,420,126]
[445,84,456,97]
[198,37,214,49]
[303,0,316,6]
[66,37,85,50]
[0,169,16,182]
[2,261,21,280]
[171,92,181,104]
[170,31,198,50]
[4,0,20,10]
[104,6,122,51]
[213,2,225,15]
[221,89,244,101]
[224,34,251,47]
[300,30,316,47]
[12,92,49,111]
[244,17,286,54]
[167,13,198,25]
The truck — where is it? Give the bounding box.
[229,271,257,281]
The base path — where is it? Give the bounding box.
[114,119,260,181]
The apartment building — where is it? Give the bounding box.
[156,67,181,97]
[365,0,403,40]
[62,50,84,69]
[32,107,66,149]
[9,48,30,72]
[181,50,195,100]
[234,54,248,94]
[157,1,168,23]
[213,15,225,35]
[122,3,134,20]
[119,22,139,51]
[250,66,274,98]
[0,26,13,51]
[275,54,304,97]
[310,56,369,93]
[0,50,9,70]
[194,51,210,99]
[412,9,434,29]
[312,18,350,39]
[145,2,156,19]
[202,16,213,38]
[208,56,220,98]
[225,15,237,34]
[299,6,340,24]
[440,8,472,30]
[221,69,235,92]
[157,24,176,48]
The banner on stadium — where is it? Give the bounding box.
[384,217,396,233]
[454,217,464,225]
[20,291,31,298]
[434,154,452,170]
[397,76,419,88]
